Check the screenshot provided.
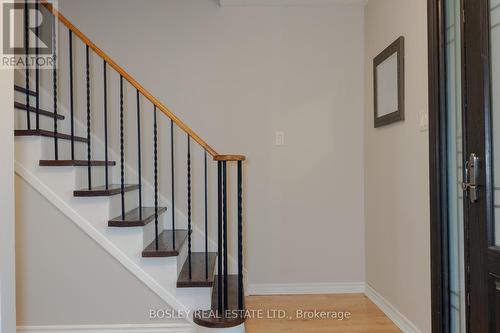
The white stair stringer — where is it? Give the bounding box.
[14,136,217,326]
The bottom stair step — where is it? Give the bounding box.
[177,252,217,288]
[193,275,246,328]
[109,207,167,227]
[142,229,189,257]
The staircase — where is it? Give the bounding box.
[14,1,246,331]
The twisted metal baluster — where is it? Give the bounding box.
[35,0,40,130]
[154,106,159,250]
[217,161,223,316]
[187,135,192,280]
[171,120,176,249]
[136,90,143,219]
[25,0,30,130]
[103,60,109,189]
[237,161,243,310]
[86,45,91,187]
[69,31,74,159]
[223,161,228,311]
[120,75,125,219]
[204,151,209,280]
[53,15,58,159]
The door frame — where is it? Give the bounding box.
[430,0,500,330]
[428,0,452,331]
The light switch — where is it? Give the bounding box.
[275,131,285,146]
[419,110,429,132]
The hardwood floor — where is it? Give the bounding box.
[245,294,401,333]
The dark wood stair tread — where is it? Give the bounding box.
[15,102,65,120]
[193,275,245,328]
[142,230,189,257]
[177,252,217,288]
[211,275,244,317]
[108,207,167,227]
[40,160,116,167]
[74,184,139,197]
[15,130,88,143]
[14,85,37,96]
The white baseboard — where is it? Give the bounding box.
[247,282,365,295]
[17,324,194,333]
[365,284,422,333]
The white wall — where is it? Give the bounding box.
[364,0,431,332]
[0,0,16,324]
[0,62,16,333]
[56,0,366,289]
[15,175,186,326]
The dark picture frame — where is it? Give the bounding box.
[373,36,405,128]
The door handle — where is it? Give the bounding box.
[462,153,480,203]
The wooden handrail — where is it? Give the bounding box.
[41,1,224,156]
[214,155,246,161]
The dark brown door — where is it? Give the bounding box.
[463,0,500,331]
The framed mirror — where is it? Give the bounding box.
[373,36,405,128]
